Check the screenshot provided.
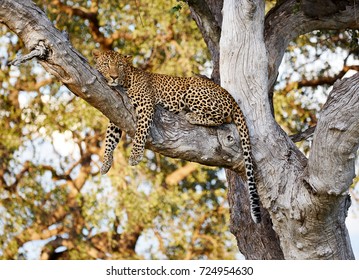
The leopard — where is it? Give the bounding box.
[93,49,261,223]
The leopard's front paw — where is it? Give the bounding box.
[100,155,113,175]
[129,153,142,166]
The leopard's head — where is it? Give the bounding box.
[92,50,132,87]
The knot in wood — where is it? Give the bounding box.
[227,134,234,142]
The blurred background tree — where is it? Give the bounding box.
[0,0,358,259]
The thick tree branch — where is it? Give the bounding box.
[0,0,248,174]
[308,73,359,195]
[284,73,359,260]
[188,0,359,91]
[220,0,289,259]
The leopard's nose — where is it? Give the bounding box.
[109,75,118,80]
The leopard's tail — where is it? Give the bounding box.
[231,101,261,223]
[101,122,122,174]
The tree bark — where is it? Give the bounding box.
[1,0,359,259]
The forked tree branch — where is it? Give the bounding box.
[186,0,359,90]
[219,0,357,259]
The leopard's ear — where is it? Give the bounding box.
[124,55,132,63]
[92,49,101,60]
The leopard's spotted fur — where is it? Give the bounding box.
[93,50,261,223]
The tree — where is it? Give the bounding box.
[1,0,358,259]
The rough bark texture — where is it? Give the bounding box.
[1,0,359,259]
